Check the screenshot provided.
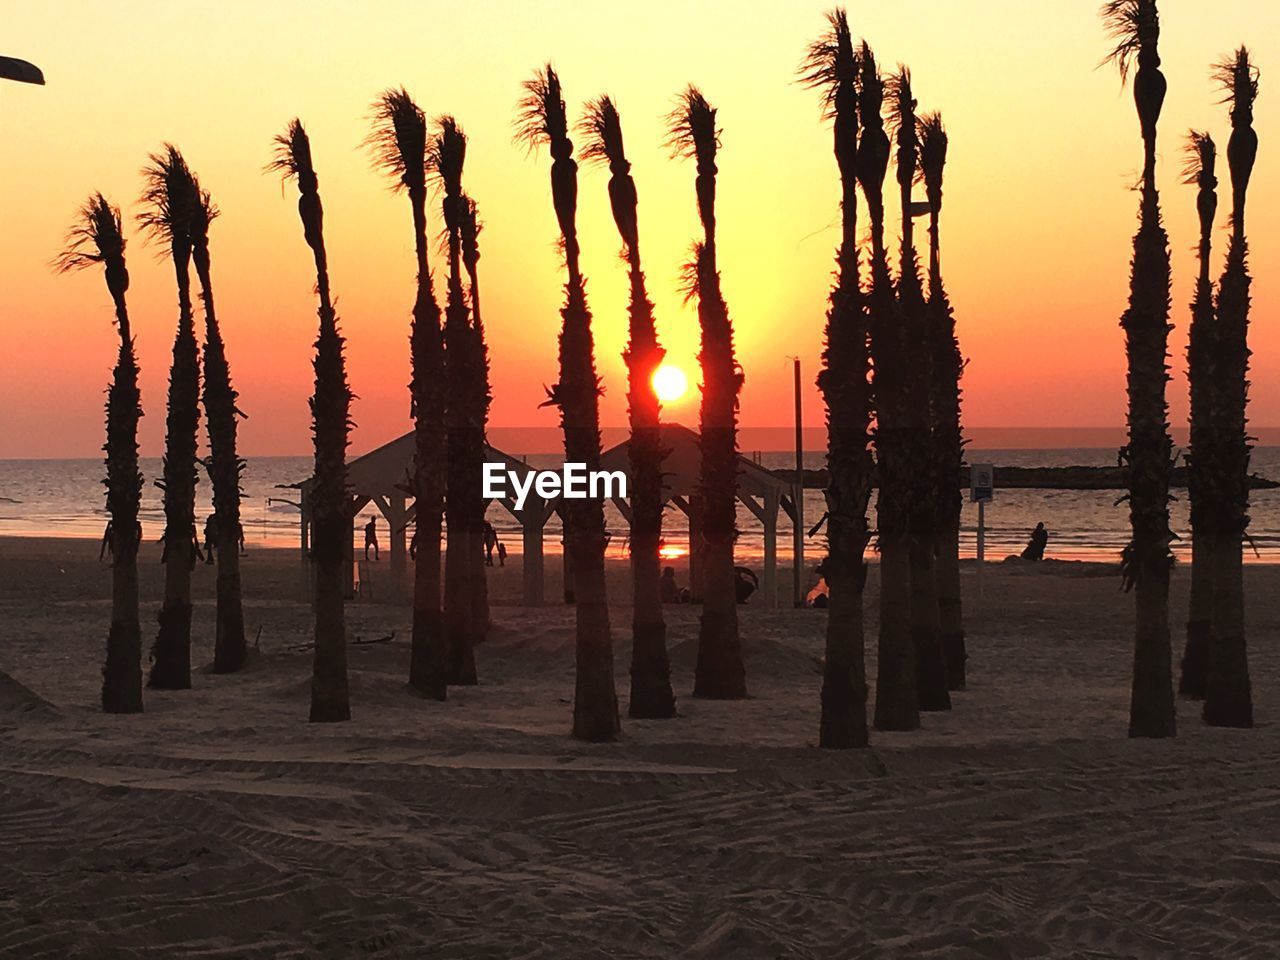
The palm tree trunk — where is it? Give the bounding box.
[868,249,919,732]
[463,228,491,658]
[894,88,949,715]
[626,263,676,718]
[1180,147,1216,701]
[561,277,621,740]
[926,199,966,692]
[192,253,247,674]
[310,291,352,722]
[807,25,871,747]
[818,259,871,747]
[444,262,479,686]
[407,190,448,701]
[150,304,199,690]
[1123,179,1176,739]
[105,306,144,713]
[692,259,747,700]
[273,118,352,722]
[1203,233,1253,727]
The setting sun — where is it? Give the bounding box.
[651,364,689,404]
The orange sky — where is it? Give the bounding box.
[1,0,1278,458]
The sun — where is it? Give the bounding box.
[651,364,689,403]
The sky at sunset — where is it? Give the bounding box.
[2,0,1278,459]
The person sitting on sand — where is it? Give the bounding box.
[734,566,759,604]
[1021,522,1049,561]
[364,516,379,561]
[660,566,681,604]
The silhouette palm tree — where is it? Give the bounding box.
[1103,0,1176,739]
[1203,48,1258,729]
[918,111,967,691]
[271,119,352,723]
[57,195,143,713]
[370,89,448,700]
[859,46,918,732]
[460,196,492,638]
[429,116,484,686]
[802,9,871,748]
[580,94,677,720]
[138,148,201,692]
[184,168,248,674]
[668,85,747,700]
[517,65,620,741]
[890,67,950,714]
[1179,130,1217,700]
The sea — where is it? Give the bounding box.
[4,447,1280,565]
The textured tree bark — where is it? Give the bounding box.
[936,523,966,690]
[874,534,919,731]
[150,318,199,691]
[911,538,951,711]
[104,336,143,714]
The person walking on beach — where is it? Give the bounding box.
[483,521,498,566]
[203,512,218,564]
[1021,522,1049,561]
[364,516,379,561]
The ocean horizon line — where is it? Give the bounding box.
[10,424,1280,462]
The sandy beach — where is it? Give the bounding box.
[0,535,1276,957]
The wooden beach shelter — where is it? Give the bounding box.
[597,423,799,609]
[296,433,553,604]
[296,423,800,608]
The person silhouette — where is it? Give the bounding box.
[483,521,499,566]
[203,513,218,565]
[364,516,379,561]
[1021,522,1049,561]
[660,565,680,604]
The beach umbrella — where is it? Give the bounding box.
[0,56,44,85]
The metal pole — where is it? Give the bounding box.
[977,499,986,598]
[793,357,805,606]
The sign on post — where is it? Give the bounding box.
[970,463,995,503]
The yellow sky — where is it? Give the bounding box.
[1,0,1277,457]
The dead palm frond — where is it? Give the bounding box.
[270,119,327,260]
[678,244,703,304]
[858,41,884,114]
[514,65,569,154]
[368,87,428,193]
[56,193,126,277]
[269,118,315,184]
[799,7,857,115]
[1101,0,1159,83]
[666,85,719,161]
[579,95,625,166]
[137,145,198,256]
[917,111,947,187]
[428,115,467,199]
[191,182,218,241]
[1182,130,1216,185]
[1214,46,1259,117]
[886,66,917,145]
